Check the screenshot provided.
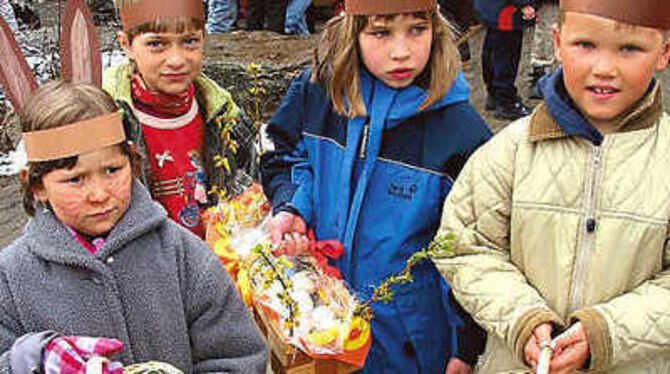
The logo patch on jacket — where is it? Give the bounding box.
[388,175,418,201]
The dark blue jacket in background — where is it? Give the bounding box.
[474,0,535,30]
[261,69,491,373]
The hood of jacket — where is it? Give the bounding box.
[357,68,471,129]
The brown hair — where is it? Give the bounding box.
[114,0,205,42]
[312,9,460,117]
[20,81,139,216]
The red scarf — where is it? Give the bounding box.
[131,75,195,117]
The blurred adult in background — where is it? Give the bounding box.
[285,0,311,35]
[438,0,477,67]
[246,0,287,33]
[207,0,239,34]
[527,0,558,98]
[474,0,536,120]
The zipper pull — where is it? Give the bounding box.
[586,218,596,233]
[592,146,602,167]
[358,120,370,159]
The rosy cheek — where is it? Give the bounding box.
[50,189,87,220]
[108,171,133,205]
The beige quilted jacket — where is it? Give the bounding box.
[434,85,670,373]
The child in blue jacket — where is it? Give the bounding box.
[260,0,491,372]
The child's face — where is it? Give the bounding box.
[553,12,670,128]
[119,29,204,95]
[34,145,132,236]
[358,14,433,89]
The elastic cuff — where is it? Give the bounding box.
[40,332,60,372]
[512,308,564,365]
[10,331,59,374]
[571,309,612,371]
[270,187,295,216]
[275,203,301,218]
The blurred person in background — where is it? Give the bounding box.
[207,0,239,34]
[475,0,536,120]
[246,0,287,33]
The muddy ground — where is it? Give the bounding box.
[0,23,669,247]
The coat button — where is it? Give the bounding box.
[403,341,415,357]
[586,218,596,233]
[106,256,114,264]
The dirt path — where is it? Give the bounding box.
[0,176,26,247]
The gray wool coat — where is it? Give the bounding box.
[0,181,267,374]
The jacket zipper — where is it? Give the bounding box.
[569,144,602,314]
[358,120,370,159]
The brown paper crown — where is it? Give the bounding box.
[120,0,205,31]
[345,0,436,16]
[561,0,670,30]
[23,112,126,162]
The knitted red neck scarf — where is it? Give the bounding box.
[131,74,196,117]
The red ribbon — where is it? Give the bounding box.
[306,229,345,279]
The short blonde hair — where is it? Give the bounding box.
[114,0,204,41]
[312,10,460,118]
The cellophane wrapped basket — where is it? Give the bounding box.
[204,184,371,367]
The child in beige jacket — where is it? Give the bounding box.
[433,0,670,372]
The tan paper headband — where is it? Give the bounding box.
[561,0,670,30]
[23,112,126,162]
[345,0,436,15]
[121,0,205,31]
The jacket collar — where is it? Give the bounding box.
[25,181,167,268]
[530,69,663,144]
[358,68,470,129]
[103,61,240,122]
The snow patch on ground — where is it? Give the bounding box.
[0,140,26,176]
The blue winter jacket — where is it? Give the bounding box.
[474,0,535,30]
[261,69,491,372]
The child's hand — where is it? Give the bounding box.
[276,232,310,257]
[523,322,553,369]
[43,336,124,374]
[445,357,473,374]
[549,322,590,374]
[267,211,308,256]
[521,5,536,21]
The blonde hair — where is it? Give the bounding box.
[20,81,138,216]
[114,0,204,41]
[312,10,460,118]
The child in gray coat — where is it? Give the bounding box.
[0,81,268,374]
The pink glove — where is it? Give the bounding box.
[43,336,124,374]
